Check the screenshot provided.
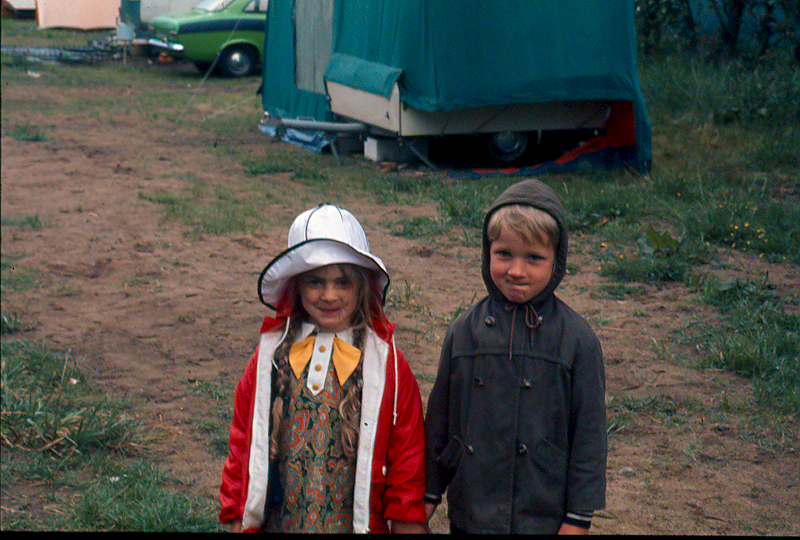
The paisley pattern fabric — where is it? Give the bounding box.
[269,361,357,533]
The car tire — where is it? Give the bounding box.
[218,45,256,77]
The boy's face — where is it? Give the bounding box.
[489,227,556,304]
[298,264,359,333]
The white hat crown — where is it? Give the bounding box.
[258,204,390,309]
[288,204,370,252]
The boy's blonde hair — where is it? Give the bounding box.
[487,204,560,247]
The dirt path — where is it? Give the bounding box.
[1,60,798,535]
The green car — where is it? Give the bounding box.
[148,0,267,77]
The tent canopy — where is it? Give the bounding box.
[261,0,651,173]
[35,0,120,30]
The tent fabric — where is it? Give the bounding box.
[261,0,331,122]
[257,122,333,154]
[35,0,119,29]
[261,0,651,174]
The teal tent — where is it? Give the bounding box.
[260,0,651,174]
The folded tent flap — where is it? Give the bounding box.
[325,53,403,100]
[325,53,405,134]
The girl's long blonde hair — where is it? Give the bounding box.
[268,264,382,461]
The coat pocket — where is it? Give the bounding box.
[436,436,464,471]
[523,438,568,516]
[370,459,388,516]
[371,459,387,482]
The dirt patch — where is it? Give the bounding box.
[1,59,798,534]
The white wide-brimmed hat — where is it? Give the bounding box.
[258,204,390,309]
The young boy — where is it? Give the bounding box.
[424,179,606,534]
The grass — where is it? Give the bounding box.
[187,380,235,457]
[7,122,49,142]
[2,214,47,230]
[137,183,267,237]
[687,275,800,414]
[0,339,221,531]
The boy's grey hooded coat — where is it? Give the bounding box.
[424,179,607,534]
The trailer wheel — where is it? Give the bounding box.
[218,45,256,77]
[486,131,528,163]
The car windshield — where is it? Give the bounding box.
[193,0,234,12]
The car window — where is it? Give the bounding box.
[244,0,267,14]
[193,0,234,12]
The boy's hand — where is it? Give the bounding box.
[558,522,589,535]
[424,501,438,532]
[424,502,437,521]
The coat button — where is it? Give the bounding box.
[517,444,528,454]
[484,316,495,326]
[465,445,474,454]
[474,377,484,386]
[521,378,532,388]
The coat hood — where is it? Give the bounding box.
[481,179,568,307]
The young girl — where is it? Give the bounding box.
[219,204,427,534]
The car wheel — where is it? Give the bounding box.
[218,45,256,77]
[486,131,528,163]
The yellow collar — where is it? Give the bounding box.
[289,332,362,386]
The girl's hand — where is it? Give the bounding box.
[229,519,242,533]
[391,520,428,534]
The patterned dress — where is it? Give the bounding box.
[269,360,358,533]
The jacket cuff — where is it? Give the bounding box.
[562,511,593,529]
[424,492,442,505]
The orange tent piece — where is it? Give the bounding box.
[35,0,120,30]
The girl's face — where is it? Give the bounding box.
[298,265,360,333]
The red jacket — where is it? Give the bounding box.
[219,324,426,533]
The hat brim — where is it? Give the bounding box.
[258,239,390,309]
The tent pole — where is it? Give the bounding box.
[400,138,436,170]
